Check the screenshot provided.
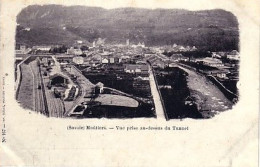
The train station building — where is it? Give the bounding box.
[49,73,70,86]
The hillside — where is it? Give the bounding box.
[16,5,239,51]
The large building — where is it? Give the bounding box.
[67,47,83,55]
[32,45,52,51]
[15,44,31,55]
[49,73,69,86]
[72,56,84,64]
[197,57,224,67]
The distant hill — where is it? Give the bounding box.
[16,5,239,51]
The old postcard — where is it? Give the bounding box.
[0,0,259,166]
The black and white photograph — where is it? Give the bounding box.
[15,5,239,120]
[1,0,259,166]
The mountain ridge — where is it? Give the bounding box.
[16,5,239,51]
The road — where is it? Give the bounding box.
[148,65,165,120]
[63,65,94,116]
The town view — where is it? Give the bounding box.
[15,5,239,120]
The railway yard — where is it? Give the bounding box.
[16,54,155,119]
[17,56,65,117]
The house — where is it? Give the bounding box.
[92,54,102,61]
[189,57,197,62]
[180,57,189,62]
[66,47,83,55]
[216,73,227,79]
[132,42,145,48]
[185,96,194,106]
[96,38,106,46]
[15,45,31,54]
[191,46,197,51]
[204,69,230,79]
[109,57,115,64]
[211,52,222,58]
[152,60,166,68]
[101,58,109,64]
[126,39,130,46]
[144,53,156,58]
[169,63,178,68]
[41,58,48,67]
[90,59,100,67]
[120,55,130,63]
[136,60,147,65]
[134,76,149,81]
[179,46,186,52]
[20,45,26,51]
[186,46,191,51]
[114,57,120,63]
[124,64,149,74]
[170,54,183,62]
[32,45,52,51]
[95,82,104,94]
[172,43,178,48]
[72,56,84,64]
[227,50,239,60]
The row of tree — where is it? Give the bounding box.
[49,45,89,54]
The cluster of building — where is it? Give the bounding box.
[163,43,198,52]
[212,50,240,61]
[184,51,239,80]
[15,44,32,55]
[15,39,239,81]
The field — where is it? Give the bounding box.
[178,66,233,118]
[80,102,155,119]
[94,94,139,107]
[180,61,239,95]
[82,65,152,99]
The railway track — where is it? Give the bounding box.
[43,76,65,118]
[28,63,36,111]
[29,60,47,115]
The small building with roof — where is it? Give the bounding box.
[185,96,194,106]
[95,82,104,94]
[49,73,70,86]
[227,50,239,60]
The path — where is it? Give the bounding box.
[148,66,165,120]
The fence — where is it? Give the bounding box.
[207,75,238,102]
[178,63,238,103]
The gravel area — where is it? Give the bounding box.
[178,66,233,118]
